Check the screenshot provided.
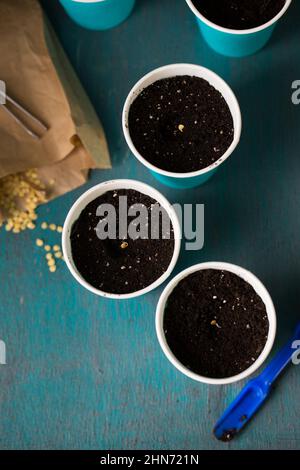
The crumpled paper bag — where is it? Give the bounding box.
[0,0,111,222]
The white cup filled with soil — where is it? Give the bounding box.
[123,64,241,189]
[189,0,289,30]
[185,0,292,57]
[62,180,181,299]
[156,262,276,385]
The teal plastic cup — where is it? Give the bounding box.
[185,0,292,57]
[122,64,242,190]
[59,0,136,31]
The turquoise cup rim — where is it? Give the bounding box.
[122,63,242,180]
[185,0,292,35]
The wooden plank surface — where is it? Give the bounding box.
[0,0,299,450]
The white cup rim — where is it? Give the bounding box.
[122,63,242,179]
[185,0,292,36]
[62,179,181,299]
[156,262,277,385]
[70,1,108,3]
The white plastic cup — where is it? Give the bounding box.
[62,179,181,299]
[123,64,242,189]
[156,262,277,385]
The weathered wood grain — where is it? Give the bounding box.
[0,0,299,450]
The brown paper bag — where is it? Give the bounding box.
[0,0,111,212]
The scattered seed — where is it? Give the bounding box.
[54,251,63,259]
[178,124,185,132]
[49,265,56,273]
[120,241,128,249]
[56,226,63,233]
[49,223,56,231]
[41,222,48,230]
[53,245,60,252]
[36,238,44,247]
[44,245,51,252]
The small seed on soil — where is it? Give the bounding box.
[36,238,44,247]
[128,76,234,173]
[163,269,269,378]
[70,189,175,295]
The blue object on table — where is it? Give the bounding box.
[197,20,276,58]
[214,322,300,441]
[59,0,136,31]
[150,168,217,189]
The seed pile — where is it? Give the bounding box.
[0,169,46,233]
[0,169,65,274]
[192,0,286,30]
[164,269,269,378]
[128,75,234,173]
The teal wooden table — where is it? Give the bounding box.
[1,0,300,450]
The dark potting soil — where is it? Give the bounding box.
[128,76,234,173]
[164,269,269,378]
[70,189,175,295]
[192,0,286,30]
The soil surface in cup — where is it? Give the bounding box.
[70,189,175,295]
[128,76,234,173]
[163,269,269,378]
[192,0,286,30]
